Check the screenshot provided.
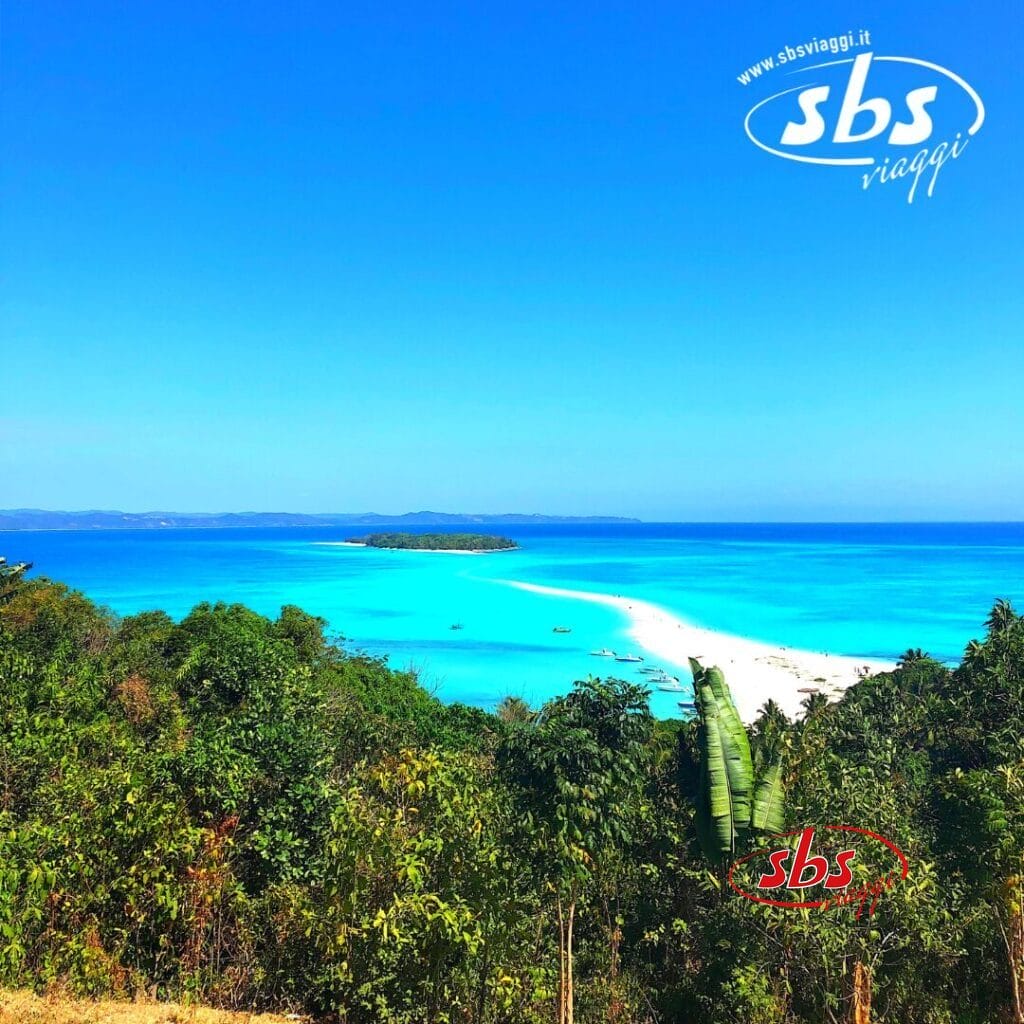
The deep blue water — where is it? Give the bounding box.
[4,522,1023,716]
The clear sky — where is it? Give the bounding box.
[2,1,1021,520]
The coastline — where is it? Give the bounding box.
[496,579,895,722]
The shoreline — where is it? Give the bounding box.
[496,579,895,722]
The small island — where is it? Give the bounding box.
[345,532,519,552]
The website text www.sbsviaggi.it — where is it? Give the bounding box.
[736,28,984,203]
[737,29,872,85]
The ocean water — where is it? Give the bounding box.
[4,523,1023,718]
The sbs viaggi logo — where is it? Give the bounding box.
[728,825,911,919]
[738,30,985,203]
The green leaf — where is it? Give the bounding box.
[751,760,786,833]
[699,686,736,858]
[705,667,753,831]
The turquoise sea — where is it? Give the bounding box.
[4,523,1023,717]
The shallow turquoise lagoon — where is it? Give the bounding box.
[5,523,1023,717]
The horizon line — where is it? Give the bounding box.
[3,508,1024,527]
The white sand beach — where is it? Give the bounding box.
[497,579,894,722]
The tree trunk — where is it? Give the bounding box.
[606,899,621,1024]
[557,898,566,1024]
[849,959,871,1024]
[566,899,576,1024]
[475,944,491,1024]
[1007,878,1024,1024]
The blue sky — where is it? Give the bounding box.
[2,0,1021,520]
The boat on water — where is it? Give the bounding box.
[639,666,664,675]
[615,654,644,663]
[590,648,616,657]
[450,623,464,630]
[657,680,685,692]
[553,626,572,634]
[678,700,697,712]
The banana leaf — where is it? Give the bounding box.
[699,684,736,857]
[751,759,786,833]
[688,658,707,697]
[705,666,753,831]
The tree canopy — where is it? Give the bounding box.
[347,532,518,551]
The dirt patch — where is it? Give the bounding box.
[0,990,309,1024]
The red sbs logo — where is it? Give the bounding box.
[728,825,910,918]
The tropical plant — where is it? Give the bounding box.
[689,661,786,869]
[897,647,929,667]
[496,695,536,725]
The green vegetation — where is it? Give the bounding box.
[0,557,31,604]
[689,660,785,868]
[1,563,1023,1023]
[348,532,518,551]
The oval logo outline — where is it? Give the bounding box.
[727,824,911,910]
[743,55,985,167]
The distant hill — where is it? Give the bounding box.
[0,509,640,532]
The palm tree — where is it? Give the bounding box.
[963,638,986,670]
[496,695,536,725]
[897,647,929,668]
[752,698,790,770]
[800,691,829,718]
[755,697,788,731]
[986,598,1018,636]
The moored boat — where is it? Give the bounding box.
[590,648,616,657]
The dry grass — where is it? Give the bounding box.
[0,990,310,1024]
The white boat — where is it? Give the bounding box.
[639,666,663,675]
[590,648,616,657]
[657,679,684,692]
[615,654,644,663]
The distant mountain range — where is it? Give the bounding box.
[0,509,640,532]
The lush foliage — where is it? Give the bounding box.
[0,557,31,605]
[348,533,518,551]
[0,564,1022,1023]
[688,660,786,867]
